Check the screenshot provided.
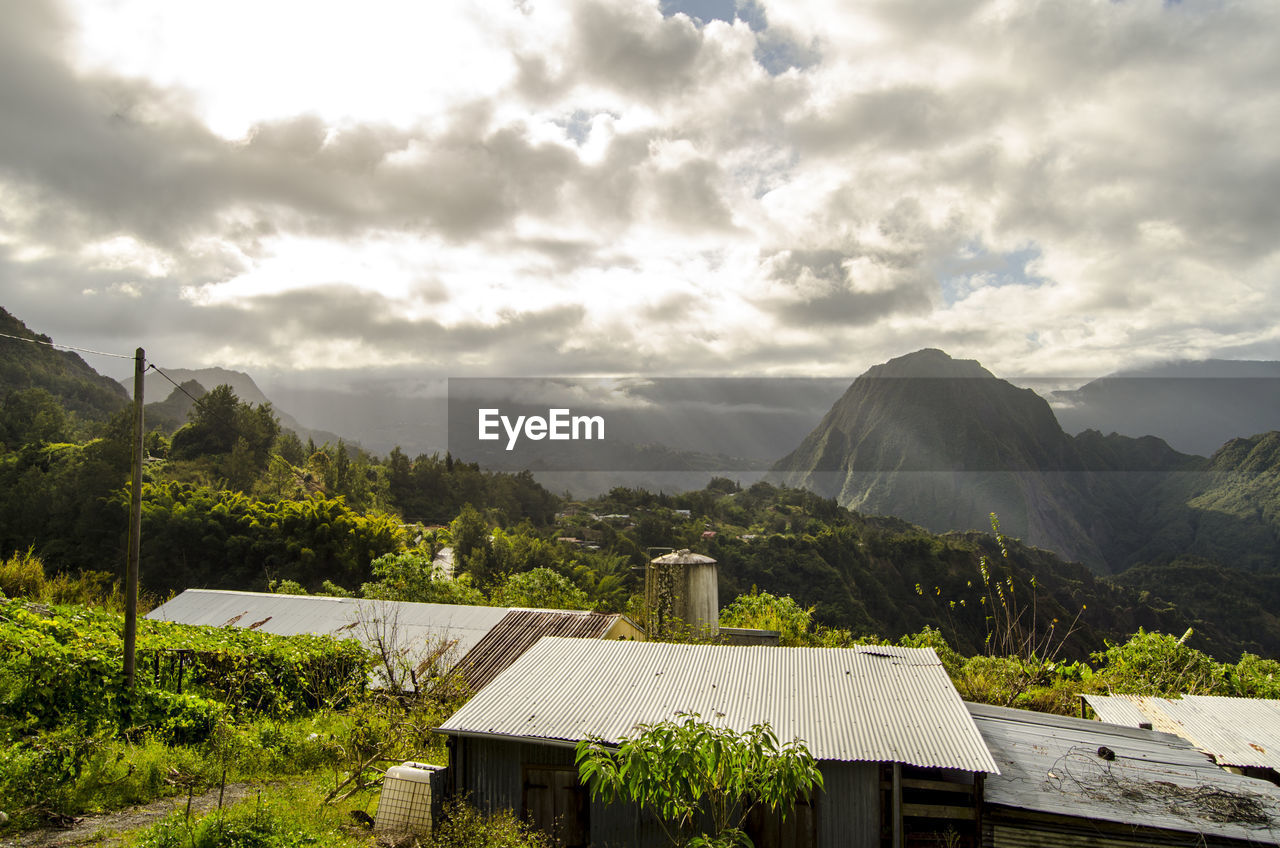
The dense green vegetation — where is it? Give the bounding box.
[0,578,375,831]
[0,307,129,426]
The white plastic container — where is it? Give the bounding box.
[375,761,444,835]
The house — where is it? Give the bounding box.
[970,701,1280,846]
[436,637,999,848]
[146,589,640,692]
[1084,693,1280,783]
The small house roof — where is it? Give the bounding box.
[146,589,509,665]
[971,701,1280,844]
[1084,693,1280,771]
[452,608,637,693]
[438,637,999,772]
[146,590,631,692]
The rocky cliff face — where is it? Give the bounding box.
[772,349,1209,571]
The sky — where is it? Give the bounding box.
[2,0,1280,393]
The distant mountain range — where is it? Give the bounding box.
[772,349,1280,574]
[127,367,345,447]
[1052,359,1280,456]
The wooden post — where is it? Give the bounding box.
[123,347,144,689]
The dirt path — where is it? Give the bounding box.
[0,782,277,848]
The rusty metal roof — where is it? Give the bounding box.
[453,609,631,694]
[438,637,998,772]
[1084,693,1280,771]
[972,701,1280,844]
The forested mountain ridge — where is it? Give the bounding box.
[772,348,1280,575]
[0,307,129,428]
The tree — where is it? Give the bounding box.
[168,384,280,484]
[451,504,495,586]
[0,387,71,449]
[491,567,590,610]
[1092,628,1223,695]
[360,551,485,606]
[719,589,815,646]
[575,713,823,848]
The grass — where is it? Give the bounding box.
[121,779,381,848]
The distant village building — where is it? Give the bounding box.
[436,638,998,848]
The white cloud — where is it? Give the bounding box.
[0,0,1277,385]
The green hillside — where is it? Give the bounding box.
[0,306,129,424]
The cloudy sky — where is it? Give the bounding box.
[3,0,1279,392]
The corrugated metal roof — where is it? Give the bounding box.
[146,589,510,676]
[453,609,628,694]
[438,637,999,772]
[971,701,1280,844]
[1085,694,1280,770]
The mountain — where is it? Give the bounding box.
[0,306,129,420]
[1053,359,1280,456]
[771,349,1280,574]
[126,367,345,447]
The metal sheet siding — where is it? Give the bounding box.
[591,798,670,848]
[970,702,1280,845]
[459,737,523,815]
[1085,694,1280,770]
[460,738,878,847]
[458,737,670,847]
[818,762,879,848]
[440,638,998,773]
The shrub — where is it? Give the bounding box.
[0,548,44,598]
[130,689,225,746]
[1092,629,1224,696]
[427,797,551,848]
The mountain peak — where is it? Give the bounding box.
[863,348,995,380]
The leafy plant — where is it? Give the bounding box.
[490,567,590,610]
[427,796,552,848]
[1091,628,1224,696]
[575,712,823,848]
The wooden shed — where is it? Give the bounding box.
[437,637,999,847]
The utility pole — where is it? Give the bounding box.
[124,347,144,688]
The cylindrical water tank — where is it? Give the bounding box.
[646,549,718,639]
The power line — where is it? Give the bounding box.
[0,329,137,360]
[149,364,203,404]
